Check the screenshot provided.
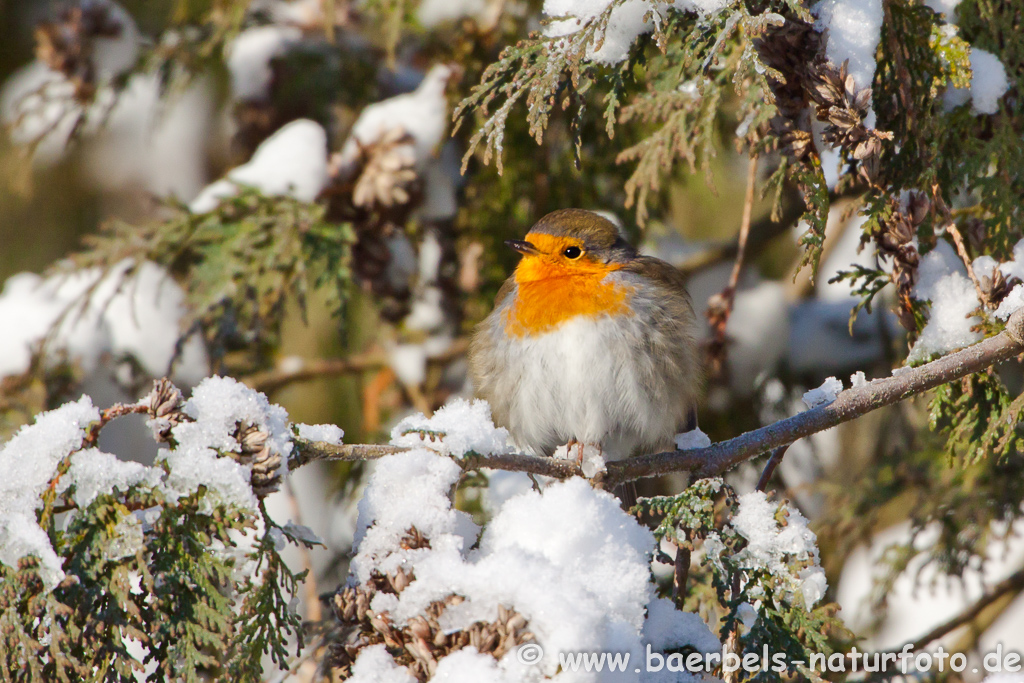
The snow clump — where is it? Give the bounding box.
[0,397,100,589]
[707,491,828,609]
[390,398,510,458]
[907,244,983,363]
[543,0,730,65]
[189,119,329,213]
[0,261,208,383]
[802,376,843,409]
[348,438,723,680]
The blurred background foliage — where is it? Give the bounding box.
[2,0,1024,670]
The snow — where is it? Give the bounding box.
[189,119,329,213]
[347,645,417,683]
[85,0,142,78]
[0,0,142,167]
[724,281,790,396]
[417,0,489,27]
[543,0,729,65]
[943,48,1010,115]
[907,245,983,363]
[642,597,720,653]
[390,399,510,458]
[82,74,216,200]
[350,449,470,584]
[160,376,292,511]
[59,448,160,508]
[348,444,721,679]
[389,343,428,386]
[725,491,827,608]
[0,261,208,384]
[812,0,883,94]
[850,370,868,388]
[226,25,302,101]
[554,442,606,478]
[996,285,1024,321]
[295,423,345,444]
[674,427,711,450]
[925,0,961,19]
[335,64,452,171]
[433,648,512,682]
[836,519,1024,650]
[802,376,843,409]
[0,396,100,589]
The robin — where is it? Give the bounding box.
[469,209,701,462]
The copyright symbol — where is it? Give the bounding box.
[516,642,543,665]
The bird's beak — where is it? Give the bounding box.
[505,239,540,256]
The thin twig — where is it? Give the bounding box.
[898,566,1024,653]
[705,155,758,375]
[671,529,692,608]
[755,444,790,492]
[291,309,1024,489]
[946,221,989,307]
[243,338,469,395]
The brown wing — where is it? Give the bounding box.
[493,276,516,310]
[621,256,694,310]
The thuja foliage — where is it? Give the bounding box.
[635,482,852,682]
[67,190,354,374]
[0,382,313,682]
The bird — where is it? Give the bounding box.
[469,208,701,463]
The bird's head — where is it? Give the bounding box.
[508,209,636,284]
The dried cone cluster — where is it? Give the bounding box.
[328,529,535,681]
[147,378,188,443]
[348,129,421,209]
[325,130,425,317]
[231,423,282,497]
[872,195,926,331]
[807,60,893,185]
[756,19,823,160]
[146,378,281,497]
[34,3,125,101]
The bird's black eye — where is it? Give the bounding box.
[563,246,583,259]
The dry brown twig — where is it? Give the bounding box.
[292,308,1024,489]
[705,155,759,377]
[946,221,990,308]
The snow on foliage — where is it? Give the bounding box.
[0,376,304,591]
[0,396,100,589]
[226,25,302,101]
[59,448,160,508]
[189,118,329,213]
[335,65,453,171]
[0,260,208,383]
[812,0,883,96]
[343,405,727,681]
[907,243,983,363]
[543,0,729,65]
[0,0,140,167]
[390,398,510,457]
[707,491,828,610]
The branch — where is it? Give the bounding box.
[244,339,469,395]
[290,309,1024,487]
[289,438,583,478]
[898,565,1024,653]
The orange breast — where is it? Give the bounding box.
[503,273,630,337]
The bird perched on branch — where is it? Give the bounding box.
[469,209,701,463]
